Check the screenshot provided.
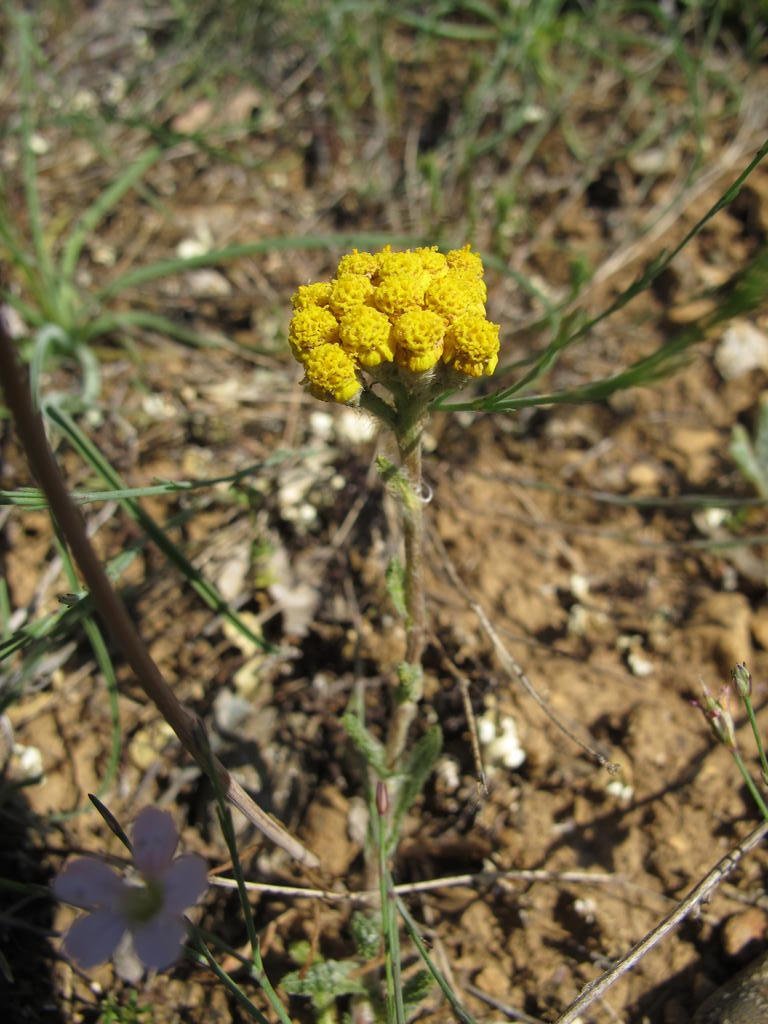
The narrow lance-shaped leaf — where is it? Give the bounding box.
[342,712,390,778]
[390,725,442,850]
[386,557,408,619]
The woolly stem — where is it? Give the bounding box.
[385,391,427,770]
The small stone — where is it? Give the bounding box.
[627,461,661,491]
[628,146,673,175]
[130,720,176,770]
[213,689,252,733]
[715,320,768,380]
[671,427,720,457]
[186,269,231,297]
[722,910,767,960]
[670,427,720,486]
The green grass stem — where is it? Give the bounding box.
[46,404,271,652]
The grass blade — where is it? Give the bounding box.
[397,897,478,1024]
[46,404,272,652]
[60,146,163,281]
[96,233,418,299]
[15,11,53,287]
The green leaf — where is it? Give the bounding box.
[402,969,433,1017]
[385,558,407,619]
[342,712,390,778]
[0,946,13,985]
[396,662,423,704]
[397,897,478,1024]
[281,959,367,1010]
[390,725,442,845]
[60,147,163,281]
[755,394,768,472]
[350,911,380,960]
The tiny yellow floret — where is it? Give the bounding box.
[414,246,448,275]
[340,306,394,367]
[302,344,361,403]
[446,244,484,278]
[329,274,374,318]
[289,306,339,357]
[393,310,447,373]
[292,282,332,310]
[373,273,429,317]
[337,249,379,277]
[443,314,500,377]
[375,248,424,280]
[424,271,486,321]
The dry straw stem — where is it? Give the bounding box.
[0,306,318,869]
[209,865,673,905]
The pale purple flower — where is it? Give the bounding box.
[53,807,208,972]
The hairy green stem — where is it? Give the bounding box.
[385,394,426,770]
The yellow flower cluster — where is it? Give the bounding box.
[288,245,500,403]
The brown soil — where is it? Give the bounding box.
[2,4,768,1023]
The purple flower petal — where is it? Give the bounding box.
[132,808,178,877]
[162,854,208,914]
[131,912,187,971]
[62,909,126,969]
[53,858,125,911]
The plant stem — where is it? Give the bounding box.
[385,392,426,770]
[742,692,768,786]
[377,799,406,1024]
[191,933,273,1024]
[732,748,768,822]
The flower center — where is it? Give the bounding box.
[121,876,164,924]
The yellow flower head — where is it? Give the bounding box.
[415,246,448,275]
[393,310,446,373]
[340,306,394,368]
[424,271,486,321]
[375,247,424,280]
[292,282,332,310]
[446,244,484,278]
[337,249,378,277]
[289,306,339,357]
[373,273,429,317]
[301,344,361,403]
[328,274,374,318]
[443,314,500,377]
[288,243,498,402]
